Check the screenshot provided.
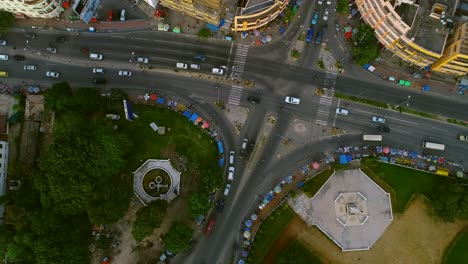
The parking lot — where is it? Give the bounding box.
[95,0,149,21]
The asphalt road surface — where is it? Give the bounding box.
[1,27,467,264]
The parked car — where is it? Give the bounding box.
[212,67,225,75]
[56,36,68,43]
[217,199,225,212]
[46,47,57,54]
[224,184,231,196]
[118,70,132,76]
[247,96,260,104]
[205,218,216,236]
[176,62,188,69]
[0,40,7,46]
[120,9,126,21]
[311,12,319,25]
[228,166,235,181]
[318,0,323,4]
[327,0,332,5]
[24,33,36,39]
[372,116,386,123]
[323,8,330,21]
[458,135,468,142]
[24,65,37,71]
[229,151,235,165]
[46,71,59,78]
[377,125,390,132]
[0,54,9,61]
[285,96,300,105]
[306,28,314,43]
[136,57,149,64]
[336,107,349,115]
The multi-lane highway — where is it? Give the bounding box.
[1,13,468,264]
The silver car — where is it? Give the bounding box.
[372,116,386,123]
[285,96,301,105]
[46,71,59,78]
[136,57,149,64]
[46,47,57,54]
[224,184,231,196]
[24,65,37,71]
[118,70,132,76]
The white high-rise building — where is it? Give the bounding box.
[0,0,63,19]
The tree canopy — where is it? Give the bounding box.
[432,182,468,222]
[0,11,15,32]
[352,24,380,65]
[131,201,167,241]
[163,222,193,254]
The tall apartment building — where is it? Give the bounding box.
[232,0,290,32]
[0,0,63,18]
[159,0,226,25]
[431,21,468,75]
[356,0,466,75]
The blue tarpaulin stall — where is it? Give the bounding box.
[183,111,191,118]
[189,113,199,122]
[217,140,224,154]
[339,154,347,164]
[156,97,165,104]
[207,23,219,32]
[218,158,224,167]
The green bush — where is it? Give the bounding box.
[132,201,167,241]
[197,28,211,38]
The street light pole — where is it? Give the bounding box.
[25,40,41,55]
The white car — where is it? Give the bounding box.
[0,40,7,46]
[120,9,126,21]
[24,65,37,71]
[46,47,57,54]
[285,96,300,105]
[229,151,235,165]
[318,0,323,4]
[228,166,235,181]
[136,57,149,64]
[118,70,132,76]
[224,184,231,196]
[46,71,59,78]
[93,68,104,74]
[326,0,332,4]
[336,108,349,115]
[323,8,329,21]
[372,116,386,123]
[212,66,226,75]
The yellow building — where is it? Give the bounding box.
[431,22,468,75]
[356,0,468,75]
[231,0,290,32]
[159,0,226,25]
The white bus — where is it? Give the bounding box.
[362,135,383,141]
[422,142,445,151]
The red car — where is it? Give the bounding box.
[205,219,215,236]
[107,10,113,21]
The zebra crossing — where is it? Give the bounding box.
[315,71,338,126]
[228,85,243,106]
[231,44,249,79]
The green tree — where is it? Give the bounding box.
[108,88,128,113]
[352,24,379,65]
[188,191,211,218]
[131,201,167,241]
[432,182,468,222]
[197,28,211,38]
[336,0,350,14]
[43,82,74,111]
[164,222,193,254]
[200,170,222,193]
[73,87,100,113]
[0,11,15,32]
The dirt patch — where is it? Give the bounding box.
[17,121,40,168]
[298,195,467,264]
[262,215,307,264]
[223,105,248,135]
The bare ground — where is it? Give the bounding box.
[298,195,467,264]
[262,215,307,264]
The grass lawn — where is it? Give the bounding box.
[444,232,468,264]
[248,204,295,263]
[118,105,219,174]
[276,240,322,264]
[363,159,455,213]
[302,167,334,198]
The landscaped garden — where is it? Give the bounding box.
[277,240,322,264]
[302,167,334,198]
[142,169,171,197]
[247,204,295,263]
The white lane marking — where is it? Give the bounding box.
[132,37,148,41]
[354,109,419,125]
[431,126,448,132]
[391,128,412,134]
[45,63,57,66]
[338,117,411,134]
[128,45,144,48]
[333,99,340,127]
[111,35,125,38]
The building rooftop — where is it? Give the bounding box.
[310,169,393,251]
[395,0,457,54]
[242,0,275,15]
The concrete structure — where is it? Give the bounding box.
[159,0,226,25]
[133,159,181,205]
[0,0,63,18]
[309,169,393,251]
[232,0,289,32]
[0,141,8,224]
[72,0,100,24]
[356,0,462,74]
[431,21,468,75]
